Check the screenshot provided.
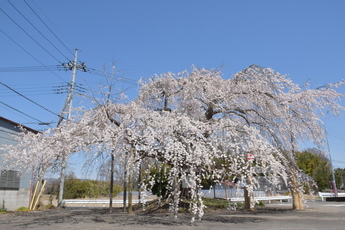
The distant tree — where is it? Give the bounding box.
[335,168,345,190]
[304,147,330,162]
[62,176,122,199]
[296,151,332,191]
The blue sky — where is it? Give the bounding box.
[1,0,345,178]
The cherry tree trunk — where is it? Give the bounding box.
[128,175,133,214]
[109,152,115,214]
[244,188,255,210]
[244,163,255,210]
[127,147,134,214]
[123,160,127,212]
[289,168,304,210]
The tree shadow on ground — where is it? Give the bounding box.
[2,205,295,228]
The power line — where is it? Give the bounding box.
[0,90,57,97]
[21,121,57,125]
[0,84,62,96]
[0,82,62,119]
[26,0,76,57]
[0,103,32,123]
[0,93,58,98]
[0,82,58,87]
[327,127,345,139]
[7,0,70,62]
[1,88,52,92]
[0,83,85,93]
[0,90,54,94]
[0,84,55,90]
[0,65,61,72]
[0,28,67,82]
[23,0,74,57]
[0,100,46,124]
[0,7,62,63]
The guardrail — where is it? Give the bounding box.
[63,196,291,207]
[318,192,345,201]
[226,196,292,203]
[63,199,153,207]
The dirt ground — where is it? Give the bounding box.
[1,201,345,230]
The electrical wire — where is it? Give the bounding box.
[0,28,67,82]
[0,90,58,97]
[1,93,58,97]
[333,159,345,164]
[0,82,58,87]
[0,103,32,123]
[0,85,54,90]
[0,90,54,94]
[21,121,57,125]
[0,7,62,64]
[0,82,62,119]
[24,0,74,57]
[0,65,61,72]
[7,0,71,62]
[0,84,63,97]
[327,127,345,139]
[0,100,46,124]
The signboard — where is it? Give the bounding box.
[247,153,254,161]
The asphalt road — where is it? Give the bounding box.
[0,201,344,230]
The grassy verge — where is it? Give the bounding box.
[0,208,7,213]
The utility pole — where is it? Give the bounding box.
[325,126,338,197]
[57,49,86,207]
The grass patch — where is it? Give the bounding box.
[236,202,244,208]
[256,201,265,207]
[202,198,229,209]
[16,207,30,212]
[0,208,7,213]
[202,198,246,210]
[134,198,248,213]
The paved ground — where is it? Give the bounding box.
[1,201,345,230]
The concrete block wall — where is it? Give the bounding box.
[0,188,30,211]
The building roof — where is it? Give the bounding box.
[0,116,40,134]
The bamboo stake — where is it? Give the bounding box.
[29,180,40,210]
[33,180,46,210]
